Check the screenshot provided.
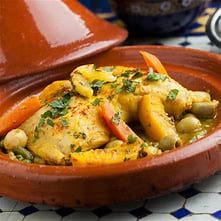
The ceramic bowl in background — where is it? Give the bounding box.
[109,0,210,35]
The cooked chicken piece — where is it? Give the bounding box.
[39,80,73,105]
[20,97,110,164]
[19,65,218,165]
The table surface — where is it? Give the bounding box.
[1,2,221,221]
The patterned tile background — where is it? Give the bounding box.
[0,1,220,221]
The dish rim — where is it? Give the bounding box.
[0,45,220,178]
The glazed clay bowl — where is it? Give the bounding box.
[109,0,210,35]
[0,0,127,82]
[0,46,221,207]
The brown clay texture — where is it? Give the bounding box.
[0,0,127,82]
[0,46,220,207]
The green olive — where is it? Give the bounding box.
[190,91,211,103]
[159,135,181,151]
[105,139,124,149]
[183,113,196,119]
[4,129,28,150]
[191,101,219,118]
[176,116,201,133]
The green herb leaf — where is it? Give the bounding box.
[132,72,143,79]
[75,146,82,152]
[127,134,137,144]
[47,118,54,127]
[91,80,104,94]
[50,108,60,118]
[121,70,131,77]
[118,78,137,93]
[147,68,167,81]
[41,110,52,119]
[60,108,68,116]
[167,89,179,101]
[38,117,46,127]
[49,100,65,109]
[34,127,39,141]
[111,83,120,88]
[62,93,72,104]
[115,87,123,93]
[34,93,72,141]
[111,112,121,125]
[61,117,68,127]
[92,98,102,106]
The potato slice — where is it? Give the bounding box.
[33,144,65,165]
[71,74,93,98]
[72,64,116,83]
[138,94,180,149]
[71,145,140,166]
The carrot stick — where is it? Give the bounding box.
[99,102,141,142]
[0,96,41,136]
[140,51,168,75]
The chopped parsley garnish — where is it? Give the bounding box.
[75,146,82,152]
[38,117,46,127]
[33,93,72,141]
[111,82,120,88]
[49,99,65,109]
[147,68,167,81]
[60,117,68,127]
[91,80,104,94]
[121,70,131,77]
[41,110,52,119]
[34,127,39,140]
[132,72,143,79]
[47,118,54,127]
[127,134,137,144]
[111,112,121,125]
[167,89,179,101]
[92,98,102,106]
[117,78,137,93]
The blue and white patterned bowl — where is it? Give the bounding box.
[109,0,210,35]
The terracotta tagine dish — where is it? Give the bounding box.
[0,0,127,82]
[0,45,220,207]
